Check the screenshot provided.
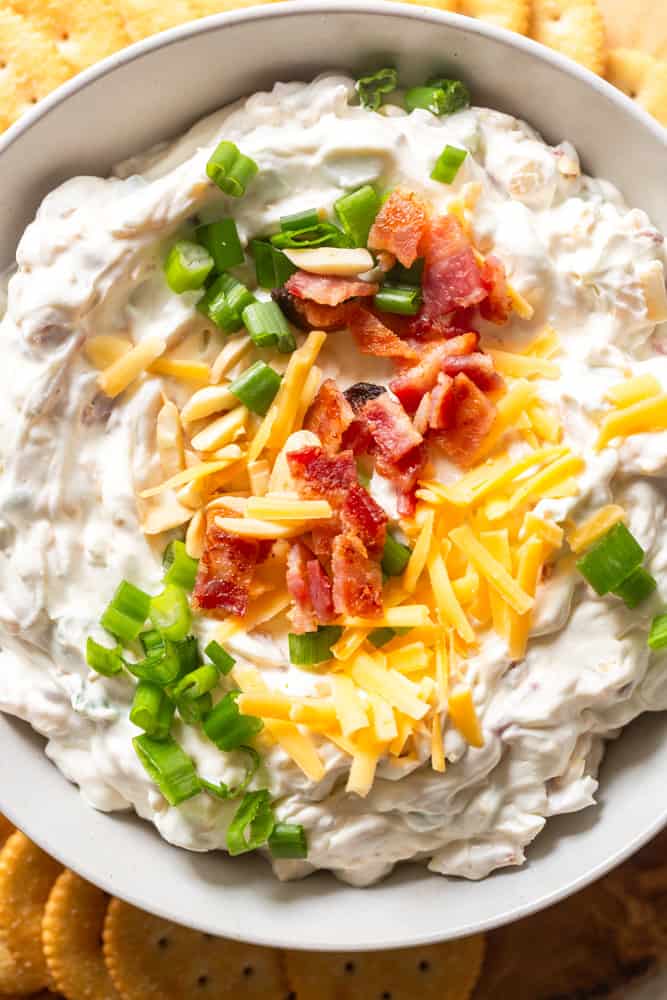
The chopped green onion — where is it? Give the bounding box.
[368,627,396,649]
[173,635,201,676]
[164,240,214,293]
[203,691,263,751]
[196,218,244,272]
[426,77,470,112]
[280,208,322,232]
[201,746,260,800]
[576,523,644,596]
[389,258,424,285]
[612,566,657,608]
[149,584,192,642]
[163,540,199,590]
[251,240,296,289]
[140,628,166,659]
[206,141,258,197]
[288,626,343,666]
[101,581,151,643]
[648,613,667,650]
[242,301,296,353]
[125,642,181,686]
[431,145,468,185]
[355,67,398,111]
[205,640,235,675]
[356,460,371,489]
[229,361,281,416]
[133,734,201,806]
[334,185,380,247]
[177,692,213,724]
[199,272,255,333]
[268,822,308,859]
[270,221,348,250]
[226,789,275,856]
[374,283,422,316]
[85,637,123,676]
[405,79,470,117]
[173,664,220,701]
[382,532,411,576]
[130,681,174,739]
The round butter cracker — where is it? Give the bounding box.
[530,0,607,75]
[103,897,288,999]
[111,0,201,41]
[460,0,530,35]
[597,0,667,61]
[607,48,667,126]
[0,7,72,130]
[8,0,130,72]
[284,935,486,1000]
[43,870,120,1000]
[0,831,63,995]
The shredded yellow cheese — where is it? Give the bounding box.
[266,720,325,782]
[427,549,476,644]
[351,654,430,720]
[247,459,271,497]
[245,497,333,521]
[367,692,398,742]
[480,530,512,641]
[402,509,435,593]
[213,516,311,540]
[487,349,560,380]
[567,504,627,553]
[507,536,543,660]
[215,591,290,642]
[84,334,131,369]
[596,394,667,450]
[520,512,563,549]
[431,714,446,772]
[149,358,210,382]
[190,406,248,453]
[473,380,537,461]
[343,606,434,629]
[526,326,561,358]
[139,449,241,498]
[97,335,166,398]
[181,383,238,424]
[331,674,369,737]
[210,335,252,383]
[449,524,534,615]
[485,452,584,520]
[605,374,662,409]
[448,687,483,748]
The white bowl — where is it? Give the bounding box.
[1,0,666,952]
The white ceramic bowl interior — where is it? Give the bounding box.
[1,0,666,951]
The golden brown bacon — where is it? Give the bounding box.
[304,379,356,454]
[286,446,358,507]
[285,271,378,307]
[271,289,352,331]
[367,189,428,268]
[389,332,479,412]
[347,306,419,361]
[421,214,486,315]
[286,540,335,633]
[442,351,504,392]
[359,392,424,466]
[479,254,513,325]
[332,532,383,618]
[192,516,270,618]
[431,373,496,467]
[340,483,387,557]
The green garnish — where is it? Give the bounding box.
[241,301,296,353]
[133,734,201,806]
[649,614,667,650]
[206,141,258,197]
[163,540,198,591]
[85,637,124,676]
[229,360,282,415]
[196,219,244,272]
[355,67,398,111]
[164,240,214,293]
[576,522,644,596]
[334,185,380,247]
[381,532,411,577]
[203,691,264,751]
[149,584,192,642]
[405,78,470,116]
[268,823,308,859]
[251,240,297,289]
[130,681,174,740]
[374,283,422,316]
[288,626,343,666]
[431,145,468,185]
[101,581,151,643]
[205,640,236,675]
[613,566,657,608]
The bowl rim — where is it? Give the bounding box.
[1,0,667,950]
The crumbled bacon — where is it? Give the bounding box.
[347,306,418,361]
[421,214,486,317]
[341,483,387,556]
[442,351,504,392]
[332,532,383,618]
[431,373,496,466]
[307,559,335,623]
[429,373,455,431]
[304,378,355,454]
[309,525,338,568]
[359,392,423,466]
[285,271,378,307]
[192,517,267,618]
[367,189,428,268]
[287,446,358,507]
[286,541,318,633]
[390,332,479,412]
[272,289,351,331]
[381,442,429,517]
[479,254,513,325]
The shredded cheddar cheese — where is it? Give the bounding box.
[97,335,166,398]
[567,505,627,553]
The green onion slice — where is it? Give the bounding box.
[85,637,124,676]
[368,627,396,649]
[355,67,398,111]
[648,613,667,650]
[101,581,151,643]
[229,360,282,416]
[612,566,657,609]
[172,664,220,702]
[288,626,343,667]
[133,734,201,806]
[163,540,199,591]
[203,691,264,751]
[149,584,192,642]
[164,240,214,294]
[335,185,380,247]
[196,219,244,272]
[389,258,424,285]
[426,77,471,112]
[206,141,258,197]
[382,532,411,577]
[200,746,261,801]
[431,145,468,185]
[576,523,644,596]
[374,283,422,316]
[177,692,213,725]
[125,641,181,687]
[251,240,297,289]
[199,272,255,333]
[226,789,275,856]
[172,635,201,676]
[205,640,235,675]
[280,208,322,232]
[130,681,174,740]
[270,221,348,250]
[405,78,470,117]
[242,301,296,353]
[268,822,308,860]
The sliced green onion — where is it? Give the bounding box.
[576,523,644,596]
[242,300,296,353]
[141,628,166,659]
[251,240,296,289]
[206,141,258,197]
[130,681,174,739]
[227,789,275,856]
[196,219,244,272]
[280,208,322,232]
[431,145,468,185]
[612,566,657,608]
[164,240,214,294]
[101,581,151,643]
[389,258,424,285]
[173,664,220,701]
[229,361,281,416]
[382,532,411,576]
[149,584,192,642]
[201,746,260,800]
[270,221,348,250]
[355,67,398,111]
[356,459,371,489]
[648,613,667,650]
[199,272,255,333]
[288,626,343,666]
[133,734,201,806]
[177,692,213,724]
[172,635,200,677]
[368,627,396,649]
[335,185,380,247]
[374,283,422,316]
[426,77,470,112]
[85,637,123,676]
[205,640,235,675]
[405,78,470,117]
[203,691,263,751]
[125,642,181,686]
[268,822,308,859]
[163,540,199,590]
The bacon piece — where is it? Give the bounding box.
[272,289,351,331]
[368,189,428,268]
[287,446,358,508]
[192,518,264,618]
[422,214,486,317]
[407,307,476,342]
[431,373,496,467]
[347,306,418,361]
[381,441,429,517]
[286,541,318,633]
[285,271,378,307]
[341,483,387,556]
[390,332,479,412]
[429,373,455,431]
[309,525,337,568]
[331,533,383,618]
[306,558,335,623]
[304,378,356,454]
[442,351,504,392]
[479,254,513,325]
[360,392,423,465]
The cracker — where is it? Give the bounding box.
[0,815,14,849]
[0,831,62,994]
[284,935,486,1000]
[391,0,459,9]
[103,897,288,998]
[607,48,667,126]
[43,870,119,1000]
[112,0,201,42]
[530,0,607,75]
[597,0,667,61]
[460,0,530,35]
[192,0,278,15]
[0,7,72,130]
[8,0,130,72]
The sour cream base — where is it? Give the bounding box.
[1,76,667,886]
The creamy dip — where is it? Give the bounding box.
[1,75,667,886]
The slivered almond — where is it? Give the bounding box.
[283,247,374,277]
[181,383,238,424]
